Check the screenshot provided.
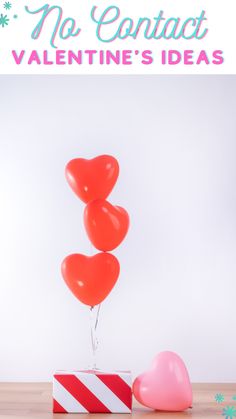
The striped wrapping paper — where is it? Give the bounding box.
[53,370,132,413]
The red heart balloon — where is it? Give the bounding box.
[65,155,119,203]
[61,253,120,306]
[84,199,129,251]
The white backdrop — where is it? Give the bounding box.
[0,76,236,382]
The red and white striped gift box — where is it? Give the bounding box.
[53,370,132,413]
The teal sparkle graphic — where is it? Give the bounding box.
[3,1,12,10]
[0,13,9,27]
[222,406,236,419]
[13,14,17,19]
[215,394,225,404]
[232,396,236,401]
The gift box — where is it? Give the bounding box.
[53,370,132,413]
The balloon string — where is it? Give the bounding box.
[90,304,101,370]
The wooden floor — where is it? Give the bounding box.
[0,383,235,418]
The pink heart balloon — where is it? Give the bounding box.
[133,351,192,412]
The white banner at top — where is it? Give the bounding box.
[0,0,235,74]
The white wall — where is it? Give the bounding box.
[0,76,236,382]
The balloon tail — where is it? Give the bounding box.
[90,304,101,370]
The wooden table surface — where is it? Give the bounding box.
[0,383,235,418]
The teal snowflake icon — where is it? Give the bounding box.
[215,394,225,403]
[0,13,9,27]
[3,2,11,10]
[222,406,236,419]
